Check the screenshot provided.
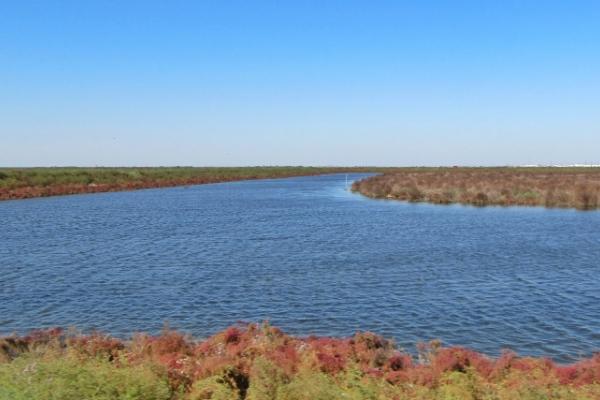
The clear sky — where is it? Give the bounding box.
[1,1,599,167]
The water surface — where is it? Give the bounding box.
[1,173,599,362]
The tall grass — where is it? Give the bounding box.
[1,323,599,399]
[352,167,600,210]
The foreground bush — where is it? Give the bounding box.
[352,168,600,210]
[0,355,171,400]
[1,323,599,399]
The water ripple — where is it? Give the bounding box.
[1,174,600,362]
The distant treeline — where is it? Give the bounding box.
[1,323,599,399]
[352,167,600,210]
[0,166,380,200]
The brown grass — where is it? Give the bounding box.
[352,168,600,210]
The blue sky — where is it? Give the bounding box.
[1,1,599,166]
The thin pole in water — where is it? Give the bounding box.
[345,174,348,190]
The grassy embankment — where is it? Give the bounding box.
[0,167,379,201]
[352,167,600,210]
[1,323,599,399]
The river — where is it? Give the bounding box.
[1,173,599,362]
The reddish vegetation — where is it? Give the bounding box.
[0,171,342,201]
[0,178,222,200]
[2,323,600,393]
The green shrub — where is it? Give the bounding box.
[0,354,171,400]
[437,370,490,400]
[276,370,340,400]
[246,357,288,400]
[188,375,239,400]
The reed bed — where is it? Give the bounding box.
[352,168,600,210]
[1,323,599,399]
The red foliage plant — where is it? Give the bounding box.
[69,333,124,360]
[4,323,600,392]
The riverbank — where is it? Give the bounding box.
[0,167,379,201]
[1,323,599,399]
[352,167,600,210]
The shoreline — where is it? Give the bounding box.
[352,167,600,210]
